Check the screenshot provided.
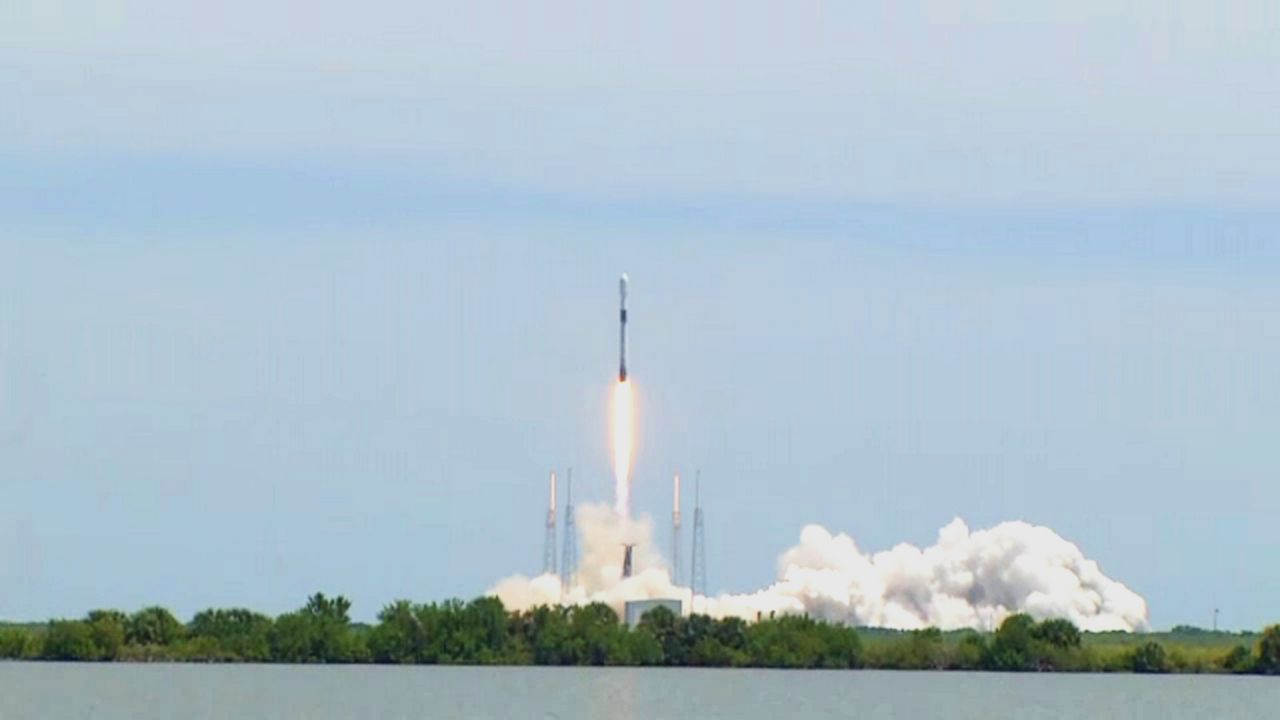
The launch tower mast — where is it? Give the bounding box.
[690,470,707,599]
[560,469,578,590]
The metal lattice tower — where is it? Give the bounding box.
[671,473,682,585]
[560,469,578,591]
[543,471,557,576]
[690,470,707,598]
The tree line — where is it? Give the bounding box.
[1,593,1278,674]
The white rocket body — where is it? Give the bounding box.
[619,274,629,382]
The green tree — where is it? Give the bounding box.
[950,631,987,670]
[984,615,1088,671]
[270,592,366,663]
[42,620,99,661]
[636,606,683,665]
[985,614,1037,671]
[819,621,863,669]
[369,600,425,664]
[0,628,35,659]
[86,610,127,660]
[1032,618,1082,650]
[520,605,574,665]
[461,596,510,663]
[1219,645,1252,673]
[904,627,945,669]
[746,615,861,669]
[188,608,273,661]
[1131,641,1169,673]
[567,603,623,666]
[270,611,315,663]
[127,606,184,646]
[417,601,461,663]
[305,592,365,662]
[683,614,722,666]
[625,626,665,665]
[1256,625,1280,675]
[713,616,750,666]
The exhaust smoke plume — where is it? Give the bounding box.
[489,504,1149,632]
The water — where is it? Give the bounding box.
[0,664,1275,719]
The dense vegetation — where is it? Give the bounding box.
[2,594,1277,674]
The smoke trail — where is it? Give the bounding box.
[611,381,634,517]
[489,504,1149,632]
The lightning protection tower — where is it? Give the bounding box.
[671,473,682,585]
[690,470,707,598]
[543,471,557,576]
[560,469,578,591]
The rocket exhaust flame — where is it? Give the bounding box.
[612,380,634,517]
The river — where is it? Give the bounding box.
[0,663,1275,719]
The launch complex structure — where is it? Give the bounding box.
[541,467,706,594]
[537,273,708,601]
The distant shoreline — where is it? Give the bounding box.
[2,595,1276,675]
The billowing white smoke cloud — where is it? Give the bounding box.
[489,503,1149,632]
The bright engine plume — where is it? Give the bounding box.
[611,380,634,517]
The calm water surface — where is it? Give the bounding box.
[0,664,1275,719]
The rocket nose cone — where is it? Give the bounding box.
[620,273,628,297]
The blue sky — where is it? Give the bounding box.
[2,2,1279,629]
